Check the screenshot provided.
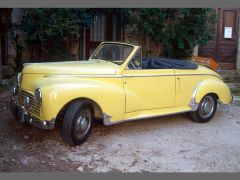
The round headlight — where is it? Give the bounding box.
[35,88,42,105]
[12,87,17,97]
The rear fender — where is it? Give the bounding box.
[190,78,232,110]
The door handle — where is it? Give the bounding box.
[177,77,181,92]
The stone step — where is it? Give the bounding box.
[219,70,240,83]
[2,65,15,79]
[227,83,240,96]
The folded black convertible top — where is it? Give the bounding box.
[142,57,198,70]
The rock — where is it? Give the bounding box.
[77,166,83,172]
[24,135,29,139]
[88,165,94,169]
[179,149,191,153]
[12,159,16,162]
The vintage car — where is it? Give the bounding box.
[10,42,233,146]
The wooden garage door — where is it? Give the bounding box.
[199,8,239,70]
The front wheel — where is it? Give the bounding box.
[190,94,217,123]
[61,101,93,146]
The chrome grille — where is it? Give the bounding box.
[19,90,41,117]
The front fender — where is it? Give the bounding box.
[194,78,232,105]
[39,78,125,122]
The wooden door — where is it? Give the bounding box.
[199,8,239,70]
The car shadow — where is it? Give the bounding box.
[4,109,222,146]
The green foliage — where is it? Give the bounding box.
[20,8,95,43]
[18,8,95,60]
[17,8,216,61]
[128,8,216,59]
[114,9,135,26]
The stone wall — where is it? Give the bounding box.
[8,9,82,67]
[123,25,163,57]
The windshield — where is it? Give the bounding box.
[91,43,134,65]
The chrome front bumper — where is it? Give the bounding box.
[10,99,55,130]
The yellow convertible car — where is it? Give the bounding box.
[10,42,232,146]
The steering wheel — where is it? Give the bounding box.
[129,60,137,69]
[129,57,142,69]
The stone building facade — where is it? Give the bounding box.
[1,8,240,76]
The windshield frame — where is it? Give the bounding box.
[89,42,136,65]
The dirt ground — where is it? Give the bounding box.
[0,90,240,172]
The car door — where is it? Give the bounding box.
[174,69,203,107]
[123,50,175,113]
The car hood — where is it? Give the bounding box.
[22,60,119,75]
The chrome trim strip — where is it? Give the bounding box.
[44,74,123,78]
[189,80,204,111]
[103,110,191,126]
[11,100,55,129]
[124,74,221,78]
[103,113,113,125]
[43,73,220,79]
[124,74,173,77]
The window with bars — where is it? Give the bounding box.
[90,14,106,42]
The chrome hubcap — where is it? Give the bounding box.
[74,109,91,138]
[199,96,215,118]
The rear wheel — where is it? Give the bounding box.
[190,94,217,123]
[61,101,93,146]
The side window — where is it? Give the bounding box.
[127,49,142,69]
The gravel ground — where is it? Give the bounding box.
[0,90,240,172]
